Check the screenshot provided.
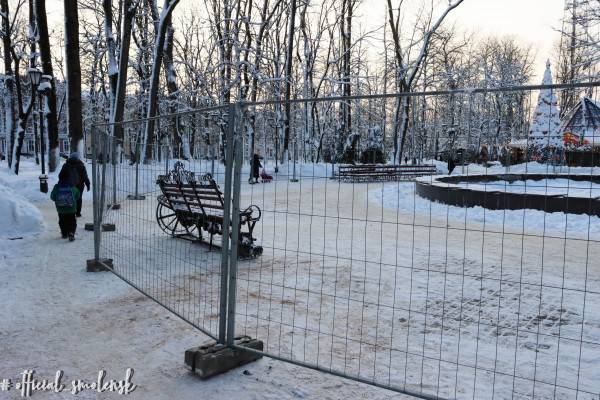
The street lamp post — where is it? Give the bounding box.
[38,75,52,193]
[27,68,50,193]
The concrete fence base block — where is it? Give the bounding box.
[102,223,116,232]
[108,203,121,210]
[84,223,94,231]
[184,336,263,379]
[127,194,146,200]
[86,258,113,272]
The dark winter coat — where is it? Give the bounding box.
[61,157,90,191]
[50,183,80,214]
[447,158,456,175]
[251,154,262,178]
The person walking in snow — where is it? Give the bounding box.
[60,152,90,217]
[251,153,263,184]
[447,157,456,175]
[50,169,80,241]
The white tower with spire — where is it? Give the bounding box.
[528,60,562,147]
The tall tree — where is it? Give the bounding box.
[140,0,180,163]
[110,0,137,148]
[386,0,464,163]
[282,0,297,160]
[0,0,16,169]
[35,0,60,171]
[64,0,84,152]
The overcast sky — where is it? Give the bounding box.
[45,0,565,82]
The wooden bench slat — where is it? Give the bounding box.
[162,191,223,203]
[161,185,222,195]
[166,198,224,210]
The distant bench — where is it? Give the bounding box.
[335,164,438,182]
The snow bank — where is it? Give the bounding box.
[0,159,59,203]
[454,178,600,198]
[448,160,599,176]
[369,182,600,241]
[0,158,96,203]
[0,183,44,238]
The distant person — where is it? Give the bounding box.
[404,156,408,165]
[448,157,456,175]
[251,153,263,184]
[60,152,90,217]
[129,150,137,165]
[50,169,80,241]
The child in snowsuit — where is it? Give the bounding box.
[50,169,80,241]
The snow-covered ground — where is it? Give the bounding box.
[2,158,600,400]
[370,182,600,241]
[97,158,600,399]
[0,159,409,400]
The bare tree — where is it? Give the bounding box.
[140,0,180,163]
[110,0,138,148]
[64,0,84,152]
[385,0,464,163]
[0,0,16,168]
[282,0,297,160]
[34,0,60,171]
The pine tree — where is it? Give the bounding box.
[528,60,562,148]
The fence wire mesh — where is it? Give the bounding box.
[95,82,600,400]
[94,105,231,340]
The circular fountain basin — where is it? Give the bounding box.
[415,174,600,217]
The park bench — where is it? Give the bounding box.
[335,164,437,182]
[156,162,263,257]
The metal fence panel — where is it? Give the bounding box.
[93,82,600,400]
[229,86,600,400]
[95,106,232,340]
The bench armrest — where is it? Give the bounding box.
[240,204,261,222]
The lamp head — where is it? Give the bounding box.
[38,74,53,94]
[27,67,42,86]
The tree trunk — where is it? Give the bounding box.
[111,0,136,148]
[10,46,36,175]
[163,14,186,158]
[64,0,83,152]
[141,0,180,163]
[396,95,410,162]
[1,0,16,169]
[282,0,297,159]
[341,0,353,156]
[103,0,118,111]
[35,0,60,171]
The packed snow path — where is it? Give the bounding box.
[0,161,407,400]
[98,158,600,399]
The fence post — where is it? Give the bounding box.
[111,136,119,209]
[92,127,100,262]
[99,129,108,226]
[226,103,243,345]
[218,103,236,344]
[86,125,112,272]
